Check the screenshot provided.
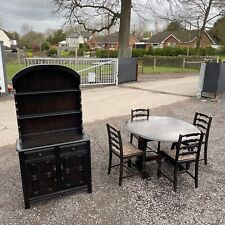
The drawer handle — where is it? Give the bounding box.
[38,153,43,157]
[72,147,76,151]
[32,175,37,181]
[33,191,39,195]
[47,172,51,177]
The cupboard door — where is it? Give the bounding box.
[60,150,88,189]
[25,158,57,197]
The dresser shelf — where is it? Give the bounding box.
[14,89,79,96]
[17,110,81,120]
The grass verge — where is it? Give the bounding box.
[6,64,26,81]
[142,66,199,74]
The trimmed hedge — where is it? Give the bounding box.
[47,48,57,57]
[96,49,118,58]
[95,46,223,58]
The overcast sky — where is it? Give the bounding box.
[0,0,64,33]
[0,0,164,34]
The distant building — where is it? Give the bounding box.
[66,32,91,48]
[58,32,92,51]
[0,28,17,50]
[89,32,138,50]
[135,29,215,50]
[58,40,67,48]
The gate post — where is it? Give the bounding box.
[115,58,119,85]
[0,41,8,94]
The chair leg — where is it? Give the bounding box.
[174,165,178,192]
[204,143,208,165]
[157,153,162,177]
[195,161,199,188]
[130,134,133,144]
[119,158,123,186]
[108,151,112,175]
[157,141,161,154]
[186,162,190,170]
[128,159,132,168]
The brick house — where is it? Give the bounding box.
[140,29,215,50]
[89,32,138,50]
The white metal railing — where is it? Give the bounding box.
[25,57,118,85]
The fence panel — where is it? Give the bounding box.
[26,57,118,86]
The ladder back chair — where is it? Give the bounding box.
[157,132,204,192]
[130,108,158,155]
[106,123,145,186]
[193,112,212,165]
[130,108,150,144]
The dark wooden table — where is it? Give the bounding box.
[125,116,200,171]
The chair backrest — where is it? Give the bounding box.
[106,124,123,156]
[193,112,212,143]
[175,133,204,162]
[131,108,150,122]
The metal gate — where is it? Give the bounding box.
[26,57,118,85]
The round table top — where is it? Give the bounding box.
[125,116,200,142]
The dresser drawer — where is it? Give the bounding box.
[24,147,55,160]
[59,142,88,154]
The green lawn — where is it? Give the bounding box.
[220,55,225,61]
[6,63,114,81]
[6,64,26,81]
[142,66,199,74]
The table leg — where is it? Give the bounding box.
[135,137,150,179]
[136,137,147,171]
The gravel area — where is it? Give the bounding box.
[0,95,224,225]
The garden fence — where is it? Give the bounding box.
[25,57,118,86]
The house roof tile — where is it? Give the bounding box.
[94,32,138,43]
[0,28,15,40]
[147,29,214,44]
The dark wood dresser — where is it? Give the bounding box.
[12,65,92,209]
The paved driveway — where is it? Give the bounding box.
[82,75,199,122]
[0,74,199,147]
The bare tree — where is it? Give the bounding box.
[19,30,45,51]
[52,0,153,57]
[21,24,33,36]
[150,0,225,55]
[131,18,150,39]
